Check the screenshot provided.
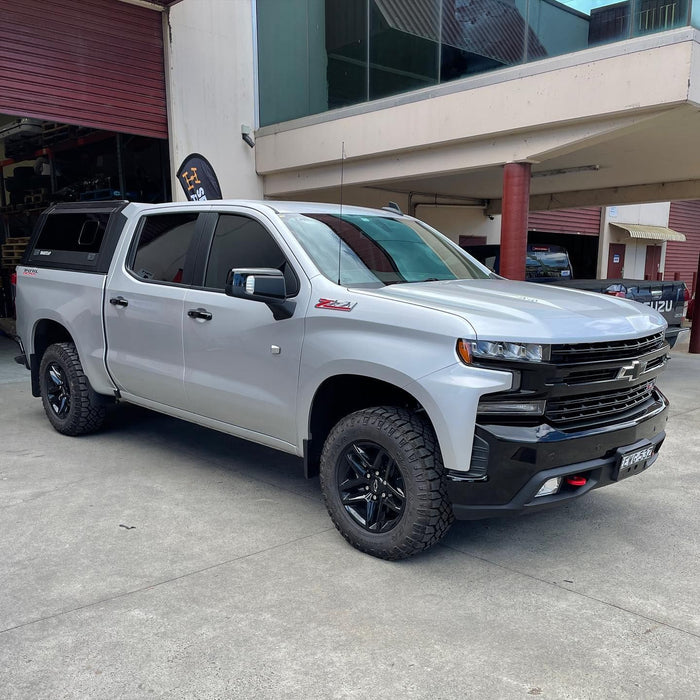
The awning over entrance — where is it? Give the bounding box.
[611,223,687,242]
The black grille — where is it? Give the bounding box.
[565,367,619,384]
[550,332,666,365]
[546,381,656,426]
[562,353,666,385]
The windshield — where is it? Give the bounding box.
[282,212,491,287]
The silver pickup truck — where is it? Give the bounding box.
[14,200,671,559]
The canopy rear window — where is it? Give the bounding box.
[35,213,109,254]
[24,202,128,272]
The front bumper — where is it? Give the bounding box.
[447,389,669,520]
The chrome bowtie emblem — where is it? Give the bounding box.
[617,359,648,381]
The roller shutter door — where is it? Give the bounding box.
[667,201,700,292]
[528,207,602,235]
[0,0,167,139]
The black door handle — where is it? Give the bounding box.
[109,296,128,308]
[187,308,213,321]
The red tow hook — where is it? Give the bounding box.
[565,475,587,487]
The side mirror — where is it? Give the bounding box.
[225,268,287,302]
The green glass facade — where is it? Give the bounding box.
[256,0,693,127]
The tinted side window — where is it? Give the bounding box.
[204,214,299,295]
[35,213,109,253]
[131,213,198,283]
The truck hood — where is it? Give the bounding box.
[369,279,666,343]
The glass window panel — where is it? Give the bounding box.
[204,215,299,295]
[131,213,198,283]
[564,0,689,47]
[255,0,693,125]
[257,0,329,126]
[35,213,109,253]
[693,0,700,28]
[587,2,632,45]
[632,0,689,35]
[440,0,528,82]
[369,0,439,100]
[326,0,369,109]
[520,0,589,59]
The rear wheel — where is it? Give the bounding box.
[39,342,106,435]
[320,406,453,559]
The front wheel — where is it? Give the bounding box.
[320,406,454,560]
[39,342,106,436]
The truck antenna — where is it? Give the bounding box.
[337,141,345,285]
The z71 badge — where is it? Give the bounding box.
[315,298,357,312]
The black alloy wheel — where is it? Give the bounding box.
[39,342,107,436]
[337,441,406,533]
[320,406,454,560]
[45,362,71,418]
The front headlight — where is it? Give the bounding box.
[457,339,550,363]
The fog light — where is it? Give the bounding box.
[477,400,545,415]
[535,477,561,498]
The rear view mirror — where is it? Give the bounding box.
[225,268,287,302]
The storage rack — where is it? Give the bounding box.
[1,237,29,269]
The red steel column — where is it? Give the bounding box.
[690,254,700,353]
[500,162,531,280]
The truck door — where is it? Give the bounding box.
[104,211,202,409]
[182,211,308,446]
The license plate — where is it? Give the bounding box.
[614,444,655,481]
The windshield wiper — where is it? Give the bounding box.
[400,277,442,284]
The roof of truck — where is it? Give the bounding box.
[261,200,405,216]
[122,199,407,217]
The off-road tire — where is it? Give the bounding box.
[39,342,106,436]
[320,406,454,560]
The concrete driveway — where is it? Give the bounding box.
[0,333,698,699]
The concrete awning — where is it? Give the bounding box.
[611,223,686,242]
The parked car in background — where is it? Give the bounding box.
[553,278,689,348]
[463,243,574,283]
[462,242,689,347]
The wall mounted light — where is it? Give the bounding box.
[241,124,255,148]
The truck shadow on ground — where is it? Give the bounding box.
[102,401,641,563]
[103,401,320,501]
